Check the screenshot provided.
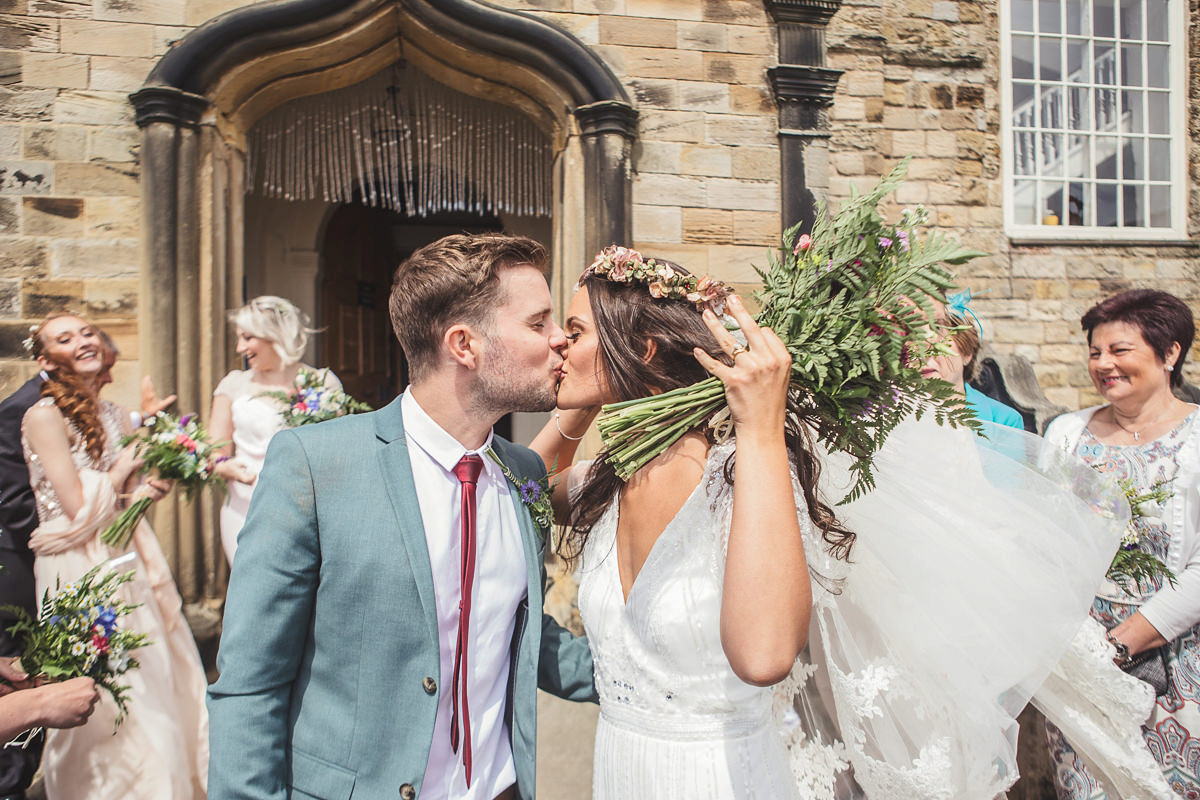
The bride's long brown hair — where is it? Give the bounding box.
[30,312,106,463]
[560,266,855,565]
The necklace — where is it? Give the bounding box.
[1111,400,1177,442]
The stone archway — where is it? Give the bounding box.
[130,0,636,603]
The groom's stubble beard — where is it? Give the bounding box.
[471,335,559,418]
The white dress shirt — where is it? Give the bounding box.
[402,390,529,799]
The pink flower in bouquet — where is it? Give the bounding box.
[793,233,812,254]
[91,633,109,654]
[174,433,197,452]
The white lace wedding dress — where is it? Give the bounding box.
[576,419,1171,800]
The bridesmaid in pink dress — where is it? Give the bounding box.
[21,312,208,800]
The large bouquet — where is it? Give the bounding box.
[260,368,372,427]
[100,412,225,549]
[2,557,149,730]
[597,157,987,502]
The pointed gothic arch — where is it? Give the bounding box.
[131,0,636,601]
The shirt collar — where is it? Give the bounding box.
[402,388,497,476]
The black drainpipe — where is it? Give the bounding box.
[764,0,843,234]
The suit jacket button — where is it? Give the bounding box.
[422,677,437,695]
[399,784,416,799]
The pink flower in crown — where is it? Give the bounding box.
[656,263,677,282]
[793,233,812,254]
[648,281,668,299]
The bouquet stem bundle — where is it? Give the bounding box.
[597,156,987,501]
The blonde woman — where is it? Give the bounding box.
[210,296,341,563]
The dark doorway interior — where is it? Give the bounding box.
[317,204,508,434]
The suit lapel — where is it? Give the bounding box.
[375,399,440,651]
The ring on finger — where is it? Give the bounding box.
[730,344,748,358]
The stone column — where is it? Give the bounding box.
[575,101,638,258]
[130,86,212,602]
[764,0,844,233]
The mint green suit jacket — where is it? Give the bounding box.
[207,397,596,800]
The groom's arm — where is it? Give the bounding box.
[537,611,597,703]
[207,430,321,800]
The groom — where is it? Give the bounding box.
[207,234,595,800]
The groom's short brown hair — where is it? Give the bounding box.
[389,233,549,382]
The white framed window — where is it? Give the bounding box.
[1000,0,1187,240]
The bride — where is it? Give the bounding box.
[533,248,1169,799]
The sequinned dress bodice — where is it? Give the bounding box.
[22,397,125,525]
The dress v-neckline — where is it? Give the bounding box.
[612,474,707,607]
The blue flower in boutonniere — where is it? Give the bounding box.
[485,448,555,535]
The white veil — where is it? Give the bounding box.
[778,417,1168,799]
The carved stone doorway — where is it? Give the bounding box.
[132,0,636,603]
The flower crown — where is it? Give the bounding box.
[581,245,734,315]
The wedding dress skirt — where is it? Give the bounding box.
[577,417,1168,799]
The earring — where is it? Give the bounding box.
[1166,364,1174,372]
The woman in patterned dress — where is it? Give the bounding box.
[1044,288,1200,798]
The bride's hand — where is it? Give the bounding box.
[137,477,173,503]
[216,457,257,486]
[693,294,791,439]
[109,444,144,491]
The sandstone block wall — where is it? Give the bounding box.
[0,0,1196,410]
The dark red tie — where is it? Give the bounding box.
[450,453,483,787]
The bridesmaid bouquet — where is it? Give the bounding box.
[260,368,372,427]
[1108,477,1176,594]
[597,156,987,502]
[2,556,149,731]
[100,412,226,550]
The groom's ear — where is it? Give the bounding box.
[444,323,480,369]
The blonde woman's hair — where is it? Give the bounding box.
[228,296,316,365]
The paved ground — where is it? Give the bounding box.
[536,690,599,799]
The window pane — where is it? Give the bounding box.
[1094,0,1116,36]
[1068,182,1088,224]
[1095,86,1118,128]
[1096,136,1118,179]
[1147,44,1168,88]
[1041,39,1063,80]
[1013,180,1038,224]
[1013,0,1035,31]
[1041,85,1065,128]
[1041,0,1063,33]
[1120,0,1142,38]
[1014,131,1038,175]
[1123,184,1145,226]
[1069,86,1090,129]
[1122,139,1144,179]
[1068,134,1090,177]
[1013,36,1036,80]
[1147,138,1170,181]
[1146,0,1167,40]
[1043,182,1066,221]
[1096,182,1118,225]
[1067,40,1087,81]
[1147,91,1168,134]
[1066,0,1087,34]
[1120,44,1143,86]
[1120,90,1143,133]
[1043,132,1065,174]
[1148,185,1170,227]
[1094,41,1116,83]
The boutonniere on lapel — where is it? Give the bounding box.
[485,448,554,535]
